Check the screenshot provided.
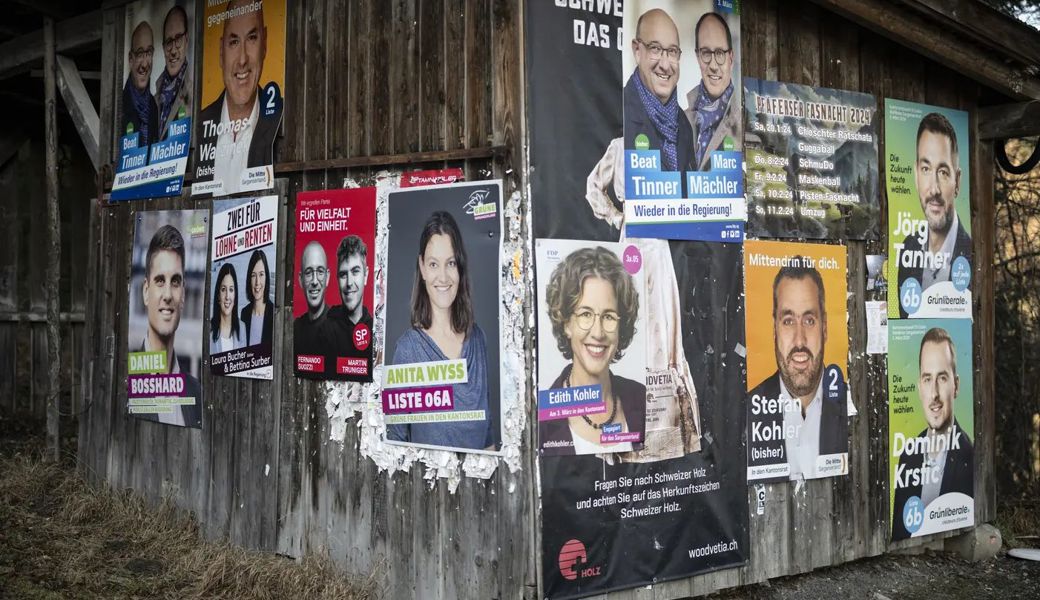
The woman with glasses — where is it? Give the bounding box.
[387,211,493,451]
[542,246,646,455]
[210,263,245,353]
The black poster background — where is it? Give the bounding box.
[539,242,749,599]
[528,2,622,243]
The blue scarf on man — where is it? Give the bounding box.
[155,62,187,136]
[630,69,680,171]
[692,81,734,168]
[126,77,154,144]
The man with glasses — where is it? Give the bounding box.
[684,12,740,171]
[294,241,334,375]
[155,5,192,141]
[122,21,160,146]
[624,8,694,175]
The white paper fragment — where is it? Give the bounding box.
[734,343,747,358]
[846,389,858,417]
[865,300,888,355]
[264,464,270,476]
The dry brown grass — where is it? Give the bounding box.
[0,443,376,599]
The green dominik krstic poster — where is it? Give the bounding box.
[888,319,974,541]
[885,100,972,320]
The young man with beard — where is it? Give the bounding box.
[748,261,847,480]
[896,112,972,318]
[327,235,374,379]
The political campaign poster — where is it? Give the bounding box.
[528,0,623,242]
[541,242,747,599]
[535,239,648,455]
[743,78,879,240]
[292,187,376,382]
[113,0,195,201]
[888,319,974,541]
[383,181,503,454]
[622,0,744,242]
[209,196,278,379]
[885,100,972,319]
[126,209,208,428]
[744,240,849,483]
[191,0,286,197]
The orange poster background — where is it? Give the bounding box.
[744,240,849,392]
[199,0,286,109]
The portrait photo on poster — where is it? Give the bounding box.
[192,0,286,197]
[535,239,649,456]
[383,181,503,454]
[291,187,377,382]
[888,319,974,540]
[622,0,745,241]
[126,209,209,428]
[744,239,849,483]
[885,100,972,320]
[209,196,279,380]
[113,0,195,200]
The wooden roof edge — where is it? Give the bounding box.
[897,0,1040,68]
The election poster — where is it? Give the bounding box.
[191,0,286,197]
[292,187,376,382]
[622,0,744,241]
[113,0,195,201]
[209,196,278,379]
[744,240,849,483]
[743,79,879,240]
[383,181,504,454]
[885,100,972,319]
[535,240,648,455]
[540,242,747,599]
[528,0,623,242]
[888,319,974,541]
[127,209,208,428]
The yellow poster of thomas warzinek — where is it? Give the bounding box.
[192,0,286,197]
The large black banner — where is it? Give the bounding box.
[528,1,623,242]
[539,242,749,599]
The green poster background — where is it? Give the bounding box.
[888,318,974,530]
[884,99,971,318]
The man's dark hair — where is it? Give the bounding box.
[163,4,188,35]
[410,211,474,334]
[145,224,185,278]
[916,112,958,159]
[337,234,368,267]
[919,327,957,376]
[771,257,826,320]
[695,12,732,51]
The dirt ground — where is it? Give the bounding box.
[2,419,1038,599]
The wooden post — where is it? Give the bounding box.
[44,16,61,462]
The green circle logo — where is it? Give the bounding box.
[635,134,650,151]
[723,136,735,151]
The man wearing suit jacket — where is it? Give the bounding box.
[891,327,974,540]
[896,112,972,317]
[194,0,280,194]
[748,260,847,480]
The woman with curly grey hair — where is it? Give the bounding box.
[541,246,646,455]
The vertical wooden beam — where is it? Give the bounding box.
[44,16,62,462]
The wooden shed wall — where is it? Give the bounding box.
[79,1,533,599]
[76,1,1000,599]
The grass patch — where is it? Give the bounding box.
[996,497,1040,550]
[0,442,375,599]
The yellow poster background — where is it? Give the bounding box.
[199,0,286,109]
[744,240,849,391]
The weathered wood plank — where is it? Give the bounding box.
[392,0,420,154]
[420,0,445,152]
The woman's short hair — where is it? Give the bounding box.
[245,249,272,305]
[410,211,474,334]
[210,263,241,342]
[545,246,639,361]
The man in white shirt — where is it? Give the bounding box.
[194,0,280,194]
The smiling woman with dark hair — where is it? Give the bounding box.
[542,246,646,455]
[387,211,492,451]
[240,249,275,347]
[210,263,244,353]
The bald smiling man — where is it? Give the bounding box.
[123,21,160,146]
[624,8,694,175]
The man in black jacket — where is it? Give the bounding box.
[328,235,374,379]
[122,21,159,147]
[896,112,972,317]
[891,327,974,540]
